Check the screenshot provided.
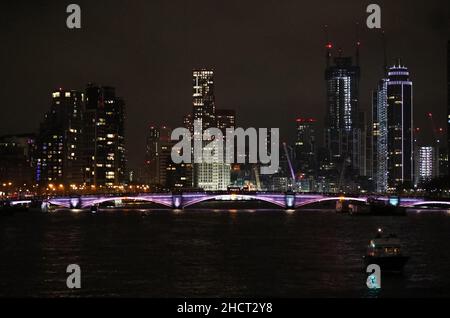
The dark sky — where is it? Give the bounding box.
[1,0,449,171]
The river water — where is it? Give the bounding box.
[1,208,450,298]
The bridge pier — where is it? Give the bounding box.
[41,201,49,212]
[172,194,183,209]
[69,197,82,209]
[285,193,295,209]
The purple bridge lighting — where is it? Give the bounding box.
[37,193,436,210]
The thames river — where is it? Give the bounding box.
[1,208,450,297]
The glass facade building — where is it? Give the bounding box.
[386,61,414,190]
[324,56,362,176]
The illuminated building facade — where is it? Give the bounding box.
[35,89,84,186]
[83,84,126,187]
[145,125,193,189]
[193,69,216,129]
[417,146,436,183]
[438,148,448,177]
[144,126,161,185]
[192,69,230,191]
[372,78,389,192]
[324,56,362,177]
[386,60,414,189]
[295,118,317,191]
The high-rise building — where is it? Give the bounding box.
[417,146,437,183]
[386,60,414,190]
[294,118,317,191]
[145,126,161,185]
[83,84,126,187]
[192,69,230,191]
[193,69,216,130]
[324,54,362,178]
[35,89,84,186]
[145,125,171,187]
[217,108,237,162]
[158,138,175,188]
[145,125,193,189]
[438,148,448,178]
[195,141,231,191]
[372,78,389,192]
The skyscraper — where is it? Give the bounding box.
[83,84,126,188]
[417,146,436,183]
[192,69,230,191]
[144,126,161,185]
[295,118,317,179]
[193,69,216,130]
[324,52,362,179]
[35,89,84,186]
[145,125,193,189]
[372,78,389,192]
[386,60,414,190]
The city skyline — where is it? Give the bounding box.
[0,45,448,193]
[1,1,449,172]
[2,2,450,302]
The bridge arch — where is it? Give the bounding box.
[47,198,72,208]
[295,196,367,208]
[408,201,450,208]
[80,196,173,208]
[182,194,286,208]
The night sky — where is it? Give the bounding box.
[1,0,449,171]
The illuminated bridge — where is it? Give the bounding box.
[31,193,429,210]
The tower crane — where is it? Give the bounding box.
[283,142,296,191]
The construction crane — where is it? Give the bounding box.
[324,24,333,67]
[428,112,443,146]
[283,142,296,191]
[252,165,261,191]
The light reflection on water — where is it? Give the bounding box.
[1,208,450,297]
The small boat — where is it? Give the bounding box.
[363,229,409,272]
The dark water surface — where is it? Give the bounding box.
[1,209,450,298]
